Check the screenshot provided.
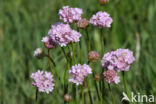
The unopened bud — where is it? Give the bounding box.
[88,51,100,62]
[98,0,109,5]
[77,19,89,29]
[94,73,104,81]
[41,36,57,49]
[64,94,72,102]
[34,48,45,59]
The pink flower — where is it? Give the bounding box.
[69,64,92,85]
[59,6,83,23]
[90,11,113,28]
[31,70,54,94]
[101,49,135,71]
[48,23,81,47]
[103,70,120,84]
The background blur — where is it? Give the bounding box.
[0,0,156,104]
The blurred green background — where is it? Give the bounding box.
[0,0,156,104]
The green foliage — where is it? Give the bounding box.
[0,0,156,103]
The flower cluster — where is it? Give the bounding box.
[103,70,120,84]
[90,11,113,28]
[59,6,83,23]
[101,49,135,71]
[48,23,81,47]
[34,48,44,58]
[69,64,92,85]
[31,70,54,94]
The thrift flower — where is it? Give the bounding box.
[69,64,92,85]
[31,70,54,94]
[88,51,100,62]
[48,23,81,47]
[98,0,109,5]
[103,70,120,84]
[101,49,135,71]
[90,11,113,28]
[59,6,83,23]
[77,18,89,29]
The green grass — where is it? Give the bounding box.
[0,0,156,104]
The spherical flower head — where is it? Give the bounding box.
[101,49,135,71]
[98,0,109,5]
[88,51,100,62]
[77,18,89,29]
[31,70,54,94]
[69,64,92,85]
[90,11,113,28]
[59,6,83,23]
[48,23,81,47]
[103,70,120,84]
[34,48,44,59]
[41,36,57,49]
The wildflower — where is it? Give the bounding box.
[64,94,72,102]
[103,70,120,84]
[59,6,83,23]
[98,0,109,5]
[88,51,100,62]
[31,70,54,94]
[34,48,44,59]
[77,18,89,29]
[48,23,81,47]
[90,11,113,28]
[101,49,135,71]
[69,64,92,85]
[41,36,57,49]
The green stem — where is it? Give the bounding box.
[85,28,90,52]
[35,89,38,104]
[71,43,76,64]
[82,83,85,104]
[86,78,93,104]
[100,28,104,55]
[108,84,115,104]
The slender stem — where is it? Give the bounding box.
[86,78,93,104]
[71,43,76,64]
[61,47,69,63]
[85,28,90,52]
[35,89,38,104]
[100,28,104,55]
[73,85,77,104]
[108,84,115,104]
[47,50,56,67]
[122,72,131,104]
[82,83,85,104]
[79,42,82,64]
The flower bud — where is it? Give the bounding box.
[77,19,89,29]
[98,0,109,5]
[34,48,45,59]
[64,94,72,102]
[94,73,104,81]
[88,51,100,62]
[41,36,57,49]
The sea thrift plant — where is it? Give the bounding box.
[59,6,83,23]
[31,70,54,94]
[41,36,57,49]
[103,70,120,84]
[48,23,81,47]
[101,49,135,71]
[69,64,92,85]
[90,11,113,28]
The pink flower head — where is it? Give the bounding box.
[59,6,83,23]
[31,70,54,94]
[69,64,92,85]
[101,49,135,71]
[90,11,113,28]
[48,23,81,47]
[103,70,120,84]
[41,36,57,49]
